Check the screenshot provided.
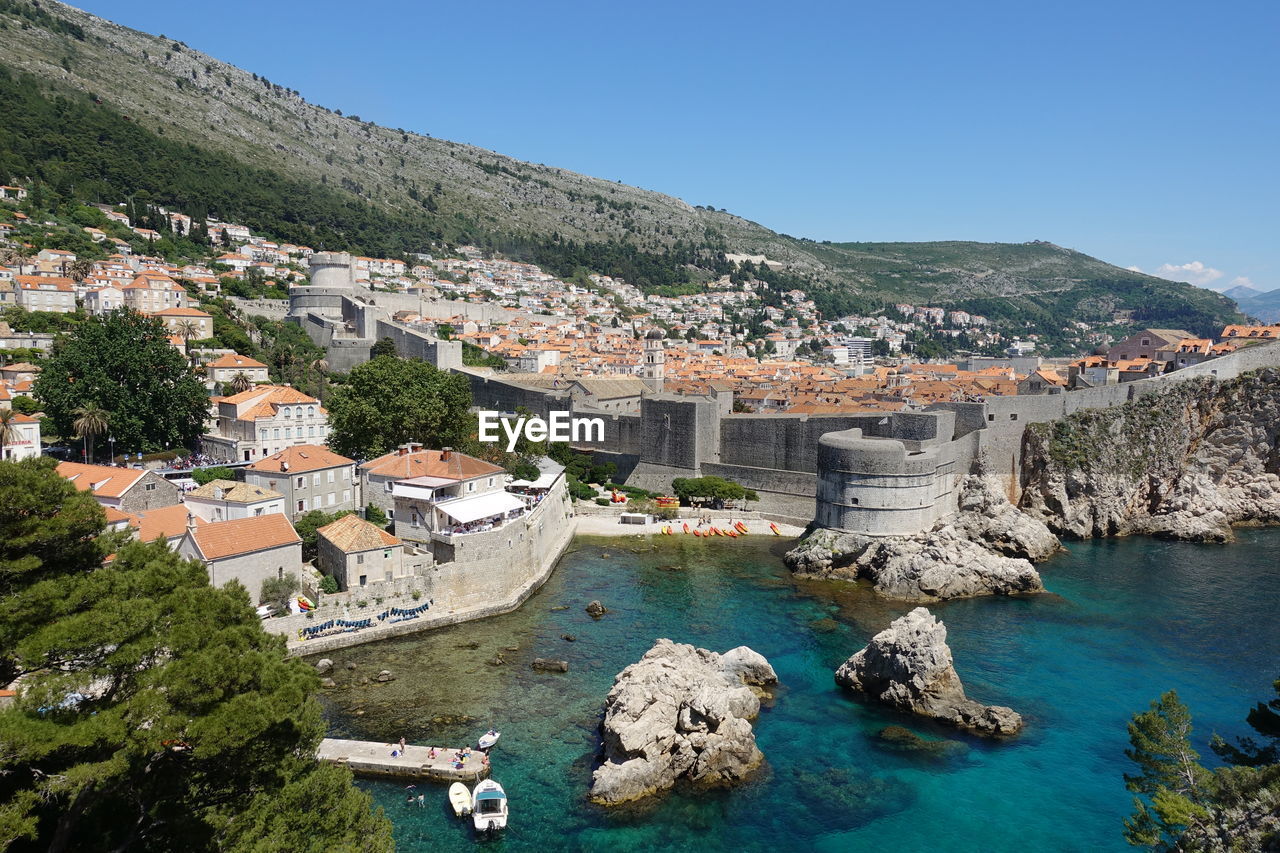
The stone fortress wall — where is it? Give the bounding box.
[288,255,1280,533]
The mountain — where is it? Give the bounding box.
[1223,283,1265,301]
[1230,288,1280,323]
[0,0,1244,336]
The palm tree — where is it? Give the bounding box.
[0,409,18,460]
[67,258,95,283]
[72,404,109,463]
[229,371,253,394]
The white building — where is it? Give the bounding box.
[183,479,284,522]
[201,385,329,463]
[1,412,41,460]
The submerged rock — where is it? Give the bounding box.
[586,600,607,618]
[835,608,1023,736]
[785,476,1054,601]
[875,725,965,756]
[532,658,569,672]
[315,658,334,675]
[376,670,395,682]
[319,677,337,689]
[590,639,778,805]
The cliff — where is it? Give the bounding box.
[1018,369,1280,542]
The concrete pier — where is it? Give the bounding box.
[317,738,490,782]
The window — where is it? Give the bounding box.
[468,482,475,492]
[285,427,292,439]
[357,554,364,565]
[342,489,350,502]
[327,494,335,506]
[384,481,393,492]
[342,468,350,480]
[327,470,335,484]
[296,476,304,489]
[488,477,494,488]
[144,482,156,491]
[1010,414,1019,421]
[359,575,367,587]
[987,414,995,422]
[384,550,391,559]
[1141,339,1150,346]
[312,473,320,486]
[297,499,305,512]
[309,425,316,437]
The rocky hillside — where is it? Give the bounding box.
[1018,368,1280,541]
[0,0,1243,331]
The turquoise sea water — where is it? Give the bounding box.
[318,530,1280,852]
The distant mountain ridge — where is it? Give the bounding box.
[0,0,1244,336]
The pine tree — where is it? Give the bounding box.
[1123,690,1212,848]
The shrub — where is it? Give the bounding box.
[319,575,339,595]
[594,497,611,506]
[356,600,368,608]
[259,572,299,610]
[411,590,421,600]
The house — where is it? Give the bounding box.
[177,513,302,601]
[184,479,284,522]
[205,353,270,389]
[362,443,504,523]
[152,306,213,340]
[567,377,649,413]
[56,461,179,512]
[0,321,53,354]
[13,276,76,313]
[1108,329,1193,363]
[129,503,206,546]
[0,412,40,460]
[1016,369,1067,395]
[242,444,358,519]
[84,285,125,315]
[316,513,408,591]
[122,273,187,314]
[0,185,28,201]
[200,385,329,463]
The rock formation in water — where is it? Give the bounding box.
[835,608,1023,736]
[589,639,778,805]
[1018,370,1280,543]
[786,476,1057,601]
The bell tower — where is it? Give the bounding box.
[642,329,665,393]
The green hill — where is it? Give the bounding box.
[0,0,1243,338]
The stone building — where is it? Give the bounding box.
[121,273,187,314]
[242,444,358,519]
[184,479,284,522]
[205,353,269,390]
[1108,328,1192,363]
[361,443,504,522]
[56,461,180,513]
[201,385,329,463]
[315,513,408,591]
[177,513,302,601]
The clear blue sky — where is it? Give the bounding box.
[78,0,1279,292]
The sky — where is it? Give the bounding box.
[76,0,1280,293]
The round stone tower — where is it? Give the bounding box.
[642,328,666,393]
[307,251,357,290]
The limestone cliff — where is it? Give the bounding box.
[785,475,1058,601]
[1018,369,1280,542]
[589,640,778,805]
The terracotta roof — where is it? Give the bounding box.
[316,513,400,552]
[220,385,323,420]
[189,514,300,561]
[134,504,205,542]
[56,462,148,499]
[246,444,353,474]
[186,479,281,502]
[207,353,267,369]
[361,448,503,481]
[151,307,211,317]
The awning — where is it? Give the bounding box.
[437,491,526,524]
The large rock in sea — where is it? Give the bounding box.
[835,608,1023,736]
[786,476,1055,601]
[590,639,778,805]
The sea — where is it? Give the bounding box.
[318,529,1280,852]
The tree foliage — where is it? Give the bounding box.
[671,476,759,504]
[191,466,236,486]
[325,356,472,459]
[0,458,391,851]
[34,310,208,453]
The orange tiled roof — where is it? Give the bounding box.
[246,444,352,474]
[361,448,503,481]
[56,462,147,499]
[189,514,300,561]
[134,504,205,542]
[316,513,400,552]
[207,353,267,369]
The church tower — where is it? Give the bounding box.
[642,328,665,393]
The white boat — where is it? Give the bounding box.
[447,782,472,817]
[471,779,508,833]
[478,729,500,750]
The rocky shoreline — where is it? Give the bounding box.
[785,476,1058,601]
[589,640,778,805]
[835,608,1023,736]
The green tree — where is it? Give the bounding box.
[325,356,472,458]
[9,396,41,416]
[260,572,299,611]
[369,336,398,359]
[228,370,254,394]
[191,466,236,486]
[1123,690,1212,848]
[293,509,354,561]
[34,310,208,454]
[364,503,388,527]
[670,476,758,505]
[0,458,391,851]
[0,409,21,460]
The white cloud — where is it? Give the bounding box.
[1228,276,1255,289]
[1126,265,1143,273]
[1154,261,1224,287]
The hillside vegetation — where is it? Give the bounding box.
[0,0,1243,336]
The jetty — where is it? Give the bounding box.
[317,738,490,782]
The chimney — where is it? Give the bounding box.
[281,461,289,472]
[186,512,197,533]
[442,446,452,461]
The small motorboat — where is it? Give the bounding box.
[478,729,500,750]
[448,782,472,817]
[471,779,508,833]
